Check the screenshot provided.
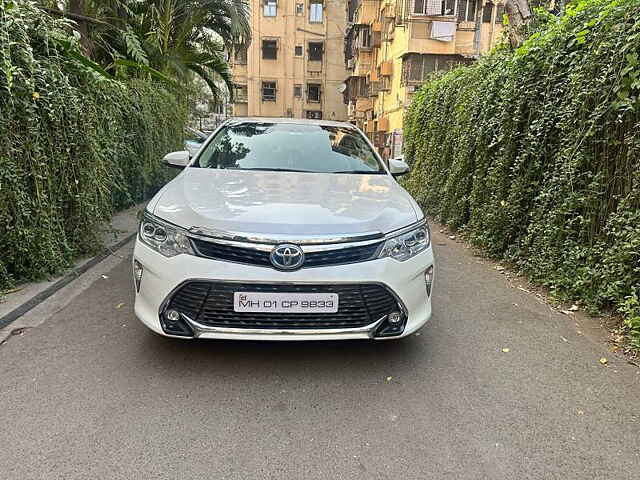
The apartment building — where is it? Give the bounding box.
[344,0,505,158]
[231,0,348,121]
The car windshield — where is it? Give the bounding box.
[193,122,385,174]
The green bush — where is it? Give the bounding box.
[404,0,640,347]
[0,1,186,288]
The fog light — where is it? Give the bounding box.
[166,309,181,322]
[375,310,406,337]
[425,265,434,297]
[133,260,144,293]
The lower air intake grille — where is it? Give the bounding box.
[165,282,399,329]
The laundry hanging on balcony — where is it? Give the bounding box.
[430,21,456,42]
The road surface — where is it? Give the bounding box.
[1,230,638,479]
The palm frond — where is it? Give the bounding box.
[114,58,179,88]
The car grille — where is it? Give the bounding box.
[190,238,382,269]
[165,282,400,329]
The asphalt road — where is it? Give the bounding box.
[1,230,639,479]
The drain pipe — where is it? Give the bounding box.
[473,1,484,56]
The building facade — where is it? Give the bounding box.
[344,0,505,158]
[231,0,348,121]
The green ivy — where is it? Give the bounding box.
[0,1,186,289]
[403,0,640,349]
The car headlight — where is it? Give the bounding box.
[139,213,194,257]
[379,224,430,262]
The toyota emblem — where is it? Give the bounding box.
[270,244,305,270]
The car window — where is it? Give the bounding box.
[193,122,385,174]
[184,128,206,143]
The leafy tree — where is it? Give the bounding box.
[40,0,250,99]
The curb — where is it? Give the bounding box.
[0,233,136,330]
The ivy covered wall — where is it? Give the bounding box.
[0,1,186,288]
[403,0,640,348]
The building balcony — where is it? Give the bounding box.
[365,121,375,133]
[396,19,458,56]
[304,100,323,110]
[232,70,248,81]
[377,116,389,132]
[307,60,323,73]
[380,60,393,76]
[354,3,378,25]
[354,62,372,77]
[355,97,373,112]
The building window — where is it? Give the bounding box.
[262,39,278,60]
[234,84,248,102]
[495,4,504,23]
[482,1,493,22]
[295,45,303,56]
[306,110,322,119]
[402,54,470,84]
[359,26,371,48]
[234,45,247,65]
[296,2,304,15]
[263,0,277,17]
[309,0,323,23]
[457,0,477,22]
[357,77,368,97]
[262,81,277,101]
[307,84,321,102]
[308,42,323,61]
[413,0,455,15]
[294,85,302,98]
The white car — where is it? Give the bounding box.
[133,118,434,340]
[183,127,207,157]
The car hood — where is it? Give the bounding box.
[150,169,421,240]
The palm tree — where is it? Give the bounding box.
[40,0,250,99]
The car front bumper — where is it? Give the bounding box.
[133,239,434,340]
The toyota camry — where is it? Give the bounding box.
[133,118,434,340]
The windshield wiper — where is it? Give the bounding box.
[237,167,314,173]
[331,170,385,174]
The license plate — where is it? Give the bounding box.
[233,292,339,313]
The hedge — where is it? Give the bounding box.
[403,0,640,349]
[0,1,186,289]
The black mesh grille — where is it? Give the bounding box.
[192,240,271,267]
[190,239,382,269]
[165,282,399,329]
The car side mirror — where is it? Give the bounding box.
[162,150,190,169]
[389,158,410,177]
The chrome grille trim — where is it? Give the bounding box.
[190,238,384,269]
[186,218,426,246]
[187,226,385,245]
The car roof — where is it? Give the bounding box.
[225,117,356,129]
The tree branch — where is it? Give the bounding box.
[41,7,110,27]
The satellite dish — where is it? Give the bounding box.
[337,83,347,93]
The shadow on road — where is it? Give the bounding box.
[137,327,435,382]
